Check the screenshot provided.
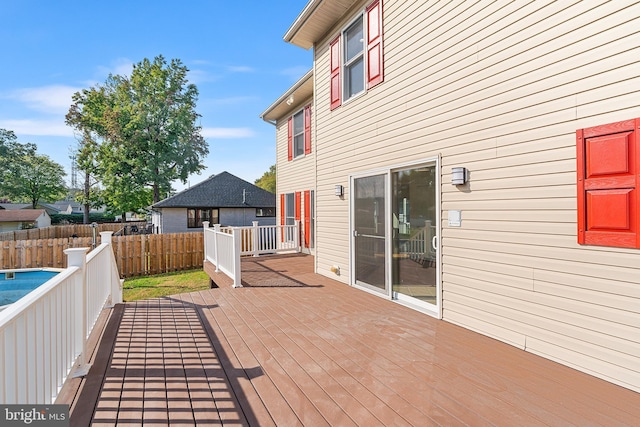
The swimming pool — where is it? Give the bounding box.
[0,269,61,308]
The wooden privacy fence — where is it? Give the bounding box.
[113,233,204,278]
[0,232,204,278]
[0,222,146,241]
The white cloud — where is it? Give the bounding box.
[96,57,133,78]
[281,65,311,81]
[187,69,219,84]
[227,65,254,73]
[210,96,259,105]
[201,127,255,139]
[0,119,74,137]
[7,85,81,114]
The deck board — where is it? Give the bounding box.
[70,254,640,426]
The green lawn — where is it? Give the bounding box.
[122,269,210,301]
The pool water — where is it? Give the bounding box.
[0,271,60,306]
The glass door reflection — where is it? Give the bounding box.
[392,165,437,306]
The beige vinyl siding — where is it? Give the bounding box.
[310,0,640,391]
[275,96,316,196]
[275,96,316,252]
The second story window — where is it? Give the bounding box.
[293,109,305,157]
[344,17,365,100]
[329,0,383,110]
[287,104,312,161]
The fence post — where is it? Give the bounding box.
[213,224,221,272]
[65,247,91,378]
[252,221,259,257]
[232,228,242,288]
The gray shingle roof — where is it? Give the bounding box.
[152,171,275,209]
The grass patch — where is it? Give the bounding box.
[123,269,210,301]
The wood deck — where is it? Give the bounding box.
[69,254,640,426]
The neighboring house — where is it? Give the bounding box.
[50,200,106,215]
[261,0,640,393]
[0,203,59,216]
[0,209,51,232]
[0,201,103,216]
[151,171,276,234]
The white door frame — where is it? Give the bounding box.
[349,156,442,318]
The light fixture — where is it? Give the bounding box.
[451,167,469,185]
[335,185,344,196]
[286,95,295,106]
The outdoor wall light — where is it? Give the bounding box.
[335,185,344,196]
[451,167,469,185]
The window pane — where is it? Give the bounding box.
[294,135,305,156]
[293,111,304,135]
[285,193,295,225]
[346,57,365,98]
[345,18,363,62]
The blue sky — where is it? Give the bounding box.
[0,1,311,192]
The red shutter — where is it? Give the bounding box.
[295,192,301,221]
[577,118,639,248]
[295,192,302,246]
[303,190,311,248]
[280,193,285,241]
[287,117,293,161]
[330,35,341,110]
[304,105,312,155]
[366,0,384,89]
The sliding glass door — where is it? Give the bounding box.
[351,160,440,314]
[353,174,387,291]
[392,165,438,308]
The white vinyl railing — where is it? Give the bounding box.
[203,221,300,287]
[0,231,122,404]
[402,221,437,265]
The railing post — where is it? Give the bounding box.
[232,228,243,288]
[65,247,91,378]
[213,224,221,272]
[295,220,301,253]
[202,221,210,265]
[252,221,259,257]
[100,231,121,305]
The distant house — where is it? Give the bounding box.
[151,171,276,234]
[0,209,51,232]
[0,203,59,216]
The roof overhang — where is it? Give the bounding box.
[284,0,361,49]
[260,69,314,123]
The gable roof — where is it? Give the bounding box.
[260,69,313,123]
[284,0,360,49]
[152,171,276,209]
[0,209,46,223]
[0,203,33,210]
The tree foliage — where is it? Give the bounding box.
[73,132,104,223]
[66,55,209,216]
[0,129,66,207]
[255,164,276,193]
[8,153,67,208]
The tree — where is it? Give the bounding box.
[0,129,42,201]
[66,55,209,215]
[255,164,276,193]
[0,129,37,199]
[6,153,67,208]
[73,132,104,224]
